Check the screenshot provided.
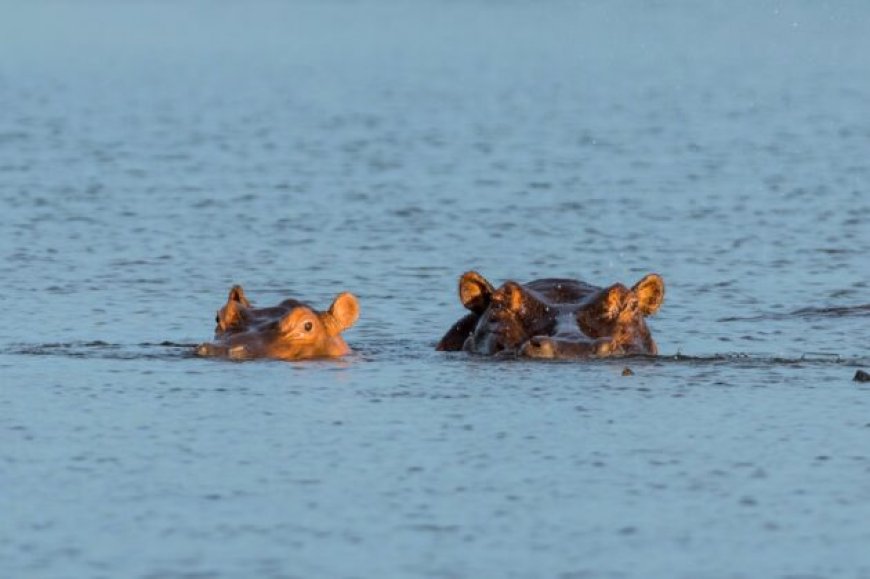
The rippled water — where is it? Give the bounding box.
[2,2,869,578]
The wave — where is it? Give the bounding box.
[3,341,867,369]
[4,341,197,360]
[718,303,870,322]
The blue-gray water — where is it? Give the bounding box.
[2,1,869,578]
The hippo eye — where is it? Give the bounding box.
[303,321,314,332]
[215,315,220,324]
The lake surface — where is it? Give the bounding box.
[1,1,869,577]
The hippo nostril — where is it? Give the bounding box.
[522,336,555,359]
[228,345,248,360]
[596,340,615,356]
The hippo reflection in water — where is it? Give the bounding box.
[196,285,359,360]
[437,271,664,358]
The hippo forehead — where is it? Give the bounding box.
[518,278,603,305]
[488,279,609,320]
[480,279,635,340]
[219,299,312,335]
[246,302,313,329]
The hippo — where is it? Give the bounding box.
[195,285,359,361]
[436,271,665,358]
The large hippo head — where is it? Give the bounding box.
[196,285,359,361]
[436,271,664,358]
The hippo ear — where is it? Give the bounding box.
[459,271,495,313]
[227,285,251,307]
[217,298,244,331]
[632,274,665,316]
[324,292,360,336]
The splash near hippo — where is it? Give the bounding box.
[437,271,664,359]
[196,285,359,361]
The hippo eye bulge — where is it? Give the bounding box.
[303,321,314,332]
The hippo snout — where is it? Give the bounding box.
[521,336,557,359]
[195,342,224,357]
[520,336,614,359]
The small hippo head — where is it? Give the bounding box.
[196,285,360,361]
[440,271,664,359]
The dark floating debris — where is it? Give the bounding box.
[855,370,870,383]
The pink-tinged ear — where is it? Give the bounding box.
[632,274,665,316]
[227,285,251,307]
[324,292,360,336]
[459,271,495,313]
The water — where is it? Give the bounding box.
[2,1,869,577]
